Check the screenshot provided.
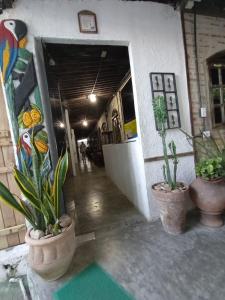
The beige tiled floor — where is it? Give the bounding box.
[64,160,140,235]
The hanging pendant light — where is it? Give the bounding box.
[82,119,88,127]
[59,121,65,128]
[88,93,97,103]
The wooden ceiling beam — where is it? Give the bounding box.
[48,72,128,82]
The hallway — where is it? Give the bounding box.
[64,161,144,235]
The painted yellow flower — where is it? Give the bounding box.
[22,111,33,128]
[31,109,41,126]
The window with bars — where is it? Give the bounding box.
[209,65,225,126]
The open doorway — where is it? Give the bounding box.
[42,42,142,234]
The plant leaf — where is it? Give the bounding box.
[0,181,25,214]
[52,151,68,218]
[13,168,41,211]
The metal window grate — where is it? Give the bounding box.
[209,65,225,126]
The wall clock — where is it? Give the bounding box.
[78,10,98,33]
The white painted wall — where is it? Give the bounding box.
[2,0,195,220]
[103,140,150,219]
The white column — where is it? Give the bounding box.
[65,109,76,176]
[71,129,78,163]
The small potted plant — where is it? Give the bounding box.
[0,141,75,281]
[184,131,225,227]
[151,96,190,235]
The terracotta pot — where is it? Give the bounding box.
[25,221,76,281]
[152,183,189,235]
[190,177,225,227]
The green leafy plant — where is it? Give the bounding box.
[180,129,225,180]
[195,157,225,180]
[152,96,178,190]
[0,141,68,236]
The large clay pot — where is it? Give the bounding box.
[152,183,189,235]
[25,221,76,281]
[190,177,225,227]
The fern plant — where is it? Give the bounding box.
[0,141,68,236]
[152,96,178,190]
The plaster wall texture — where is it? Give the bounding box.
[184,13,225,135]
[2,0,195,219]
[103,141,150,219]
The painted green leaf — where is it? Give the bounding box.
[14,60,27,72]
[18,48,32,61]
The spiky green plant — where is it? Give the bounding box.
[152,96,178,190]
[0,142,68,235]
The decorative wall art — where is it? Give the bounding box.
[150,72,181,130]
[112,109,122,144]
[0,19,50,170]
[78,10,98,33]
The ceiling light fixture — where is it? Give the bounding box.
[88,93,97,103]
[49,57,56,66]
[59,121,65,128]
[88,50,106,104]
[101,50,107,58]
[82,119,88,127]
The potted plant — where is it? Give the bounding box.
[183,130,225,227]
[0,141,76,281]
[151,96,190,235]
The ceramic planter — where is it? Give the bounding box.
[25,220,76,281]
[190,177,225,227]
[152,183,189,235]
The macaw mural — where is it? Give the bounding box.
[0,19,49,170]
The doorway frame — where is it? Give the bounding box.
[34,37,143,151]
[34,37,146,215]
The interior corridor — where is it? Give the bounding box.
[64,160,143,236]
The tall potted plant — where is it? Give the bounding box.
[0,141,75,281]
[151,96,190,235]
[182,130,225,227]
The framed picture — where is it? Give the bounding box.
[166,93,177,110]
[78,10,98,33]
[168,111,180,128]
[153,91,164,99]
[164,74,175,92]
[150,72,181,130]
[151,74,163,91]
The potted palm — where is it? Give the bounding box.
[183,130,225,227]
[151,96,190,235]
[0,141,75,281]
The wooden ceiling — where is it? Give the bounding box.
[44,43,130,139]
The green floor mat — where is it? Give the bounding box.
[53,263,135,300]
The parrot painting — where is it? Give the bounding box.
[17,125,49,170]
[18,130,32,168]
[0,19,27,83]
[0,19,51,173]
